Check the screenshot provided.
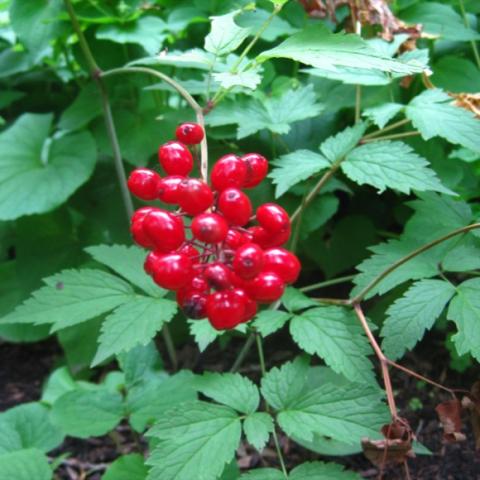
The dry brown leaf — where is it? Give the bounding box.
[435,399,466,443]
[463,381,480,450]
[451,93,480,118]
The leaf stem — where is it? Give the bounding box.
[349,223,480,304]
[362,118,411,140]
[458,0,480,68]
[229,332,256,373]
[361,130,421,143]
[101,67,209,181]
[162,324,178,371]
[355,85,362,123]
[300,274,356,293]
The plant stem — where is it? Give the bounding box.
[355,85,362,122]
[289,191,307,252]
[300,274,356,293]
[349,223,480,304]
[458,0,480,68]
[102,67,209,181]
[162,324,178,371]
[255,333,289,478]
[230,332,256,373]
[362,118,411,140]
[63,0,134,221]
[361,130,421,143]
[353,304,398,419]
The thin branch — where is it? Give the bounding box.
[458,0,480,68]
[361,130,421,143]
[300,274,356,293]
[230,332,256,373]
[362,118,411,140]
[162,324,178,371]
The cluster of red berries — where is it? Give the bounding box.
[127,122,300,330]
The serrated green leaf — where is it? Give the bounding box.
[381,280,456,360]
[196,373,259,414]
[240,470,284,480]
[189,319,221,352]
[281,288,318,313]
[103,453,149,480]
[130,49,216,70]
[237,8,297,42]
[290,307,375,383]
[258,25,425,75]
[1,269,133,330]
[0,113,97,220]
[303,66,390,86]
[212,70,262,90]
[118,342,163,387]
[86,244,161,297]
[59,83,102,132]
[51,389,124,438]
[320,123,366,163]
[205,11,251,56]
[253,310,292,337]
[147,402,241,480]
[92,296,177,366]
[290,461,359,479]
[362,103,403,128]
[342,141,453,195]
[243,412,274,451]
[269,150,330,197]
[406,89,480,153]
[0,403,64,454]
[0,449,51,480]
[432,56,480,94]
[96,16,167,55]
[447,278,480,361]
[41,367,77,406]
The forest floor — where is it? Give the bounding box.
[1,328,479,480]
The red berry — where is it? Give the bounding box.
[143,210,185,252]
[175,122,204,145]
[224,229,249,250]
[176,275,209,304]
[127,168,161,200]
[192,213,228,244]
[158,141,193,176]
[211,154,247,191]
[263,248,301,284]
[217,188,252,226]
[158,175,184,204]
[131,207,155,248]
[246,271,285,303]
[241,153,268,188]
[149,253,193,290]
[206,289,246,330]
[232,289,258,323]
[248,225,290,249]
[178,244,200,260]
[204,262,232,290]
[256,203,290,233]
[178,291,208,319]
[178,178,213,215]
[233,243,264,280]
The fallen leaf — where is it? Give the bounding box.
[463,381,480,450]
[435,399,466,443]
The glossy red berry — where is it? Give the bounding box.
[144,250,162,275]
[131,207,155,248]
[256,203,290,233]
[178,291,208,319]
[192,213,228,244]
[157,175,184,204]
[178,178,213,215]
[241,153,268,188]
[206,289,246,330]
[211,154,247,191]
[263,248,301,284]
[143,210,185,252]
[175,122,204,145]
[233,243,264,280]
[247,271,285,303]
[224,229,248,250]
[204,262,232,290]
[248,225,290,249]
[217,188,252,226]
[149,253,193,290]
[177,244,200,260]
[232,288,258,323]
[127,168,161,200]
[158,141,193,176]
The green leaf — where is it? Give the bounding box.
[0,449,52,480]
[342,141,453,195]
[381,280,456,360]
[281,288,318,313]
[240,470,284,480]
[147,402,242,480]
[1,269,133,330]
[447,278,480,361]
[243,412,274,451]
[257,25,425,75]
[432,57,480,94]
[0,90,25,109]
[0,113,97,220]
[130,49,216,70]
[319,123,366,163]
[362,103,404,129]
[51,389,124,438]
[237,9,297,42]
[92,296,177,366]
[300,195,339,239]
[196,373,260,414]
[41,367,77,405]
[96,16,167,55]
[86,244,160,297]
[269,150,330,197]
[290,307,375,383]
[253,310,292,337]
[400,2,480,41]
[290,461,359,479]
[127,371,197,432]
[118,342,164,387]
[0,403,64,454]
[212,70,262,90]
[206,85,323,139]
[103,453,149,480]
[205,11,251,56]
[406,89,480,153]
[188,319,221,352]
[303,66,390,86]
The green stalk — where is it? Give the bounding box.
[361,130,421,143]
[362,118,411,140]
[300,274,356,293]
[229,332,256,373]
[458,0,480,68]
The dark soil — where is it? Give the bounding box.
[1,331,479,480]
